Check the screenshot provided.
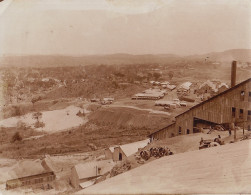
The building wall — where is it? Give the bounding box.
[151,80,251,140]
[104,149,113,160]
[70,167,80,189]
[6,172,55,190]
[175,80,251,135]
[150,124,176,140]
[113,147,127,161]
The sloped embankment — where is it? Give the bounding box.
[88,107,170,130]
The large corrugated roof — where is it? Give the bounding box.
[75,160,115,180]
[176,78,251,118]
[7,159,46,180]
[119,139,149,157]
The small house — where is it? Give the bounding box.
[104,146,118,160]
[178,82,192,93]
[70,160,115,189]
[113,139,149,161]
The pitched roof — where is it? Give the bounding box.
[107,145,119,153]
[148,123,175,137]
[199,80,218,92]
[176,78,251,118]
[79,177,99,189]
[74,160,115,180]
[7,159,47,180]
[119,139,149,157]
[179,82,192,90]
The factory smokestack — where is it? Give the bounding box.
[231,61,237,87]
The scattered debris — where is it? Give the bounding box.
[140,146,173,161]
[110,161,132,177]
[88,143,98,151]
[199,135,224,150]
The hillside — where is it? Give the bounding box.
[1,49,250,67]
[79,139,251,194]
[0,54,181,67]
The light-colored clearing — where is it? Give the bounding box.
[0,106,88,133]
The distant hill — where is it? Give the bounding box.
[0,54,182,68]
[187,49,251,63]
[0,49,250,67]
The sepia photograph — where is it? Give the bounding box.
[0,0,251,194]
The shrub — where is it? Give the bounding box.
[11,132,22,143]
[34,121,45,128]
[17,121,28,130]
[12,106,21,117]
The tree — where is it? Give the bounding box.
[168,71,174,80]
[32,112,44,128]
[13,106,21,117]
[31,96,42,107]
[32,112,42,123]
[11,132,22,143]
[153,72,161,81]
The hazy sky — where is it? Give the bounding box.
[0,0,250,56]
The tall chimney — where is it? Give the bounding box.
[231,60,237,87]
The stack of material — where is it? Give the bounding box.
[140,147,173,161]
[110,161,132,177]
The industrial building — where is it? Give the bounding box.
[5,159,55,190]
[149,61,251,140]
[104,140,149,161]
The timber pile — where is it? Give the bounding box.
[110,161,132,177]
[240,133,251,141]
[139,146,173,161]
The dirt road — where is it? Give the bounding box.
[106,105,170,116]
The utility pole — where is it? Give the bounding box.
[230,122,236,141]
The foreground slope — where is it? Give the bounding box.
[78,139,251,194]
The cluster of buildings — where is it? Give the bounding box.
[132,88,167,100]
[90,97,114,105]
[70,139,149,189]
[149,61,251,140]
[150,81,176,90]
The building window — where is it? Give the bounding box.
[178,127,182,135]
[240,91,245,101]
[248,110,251,121]
[119,153,122,161]
[98,168,101,175]
[249,92,251,102]
[239,109,244,119]
[232,107,236,118]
